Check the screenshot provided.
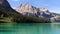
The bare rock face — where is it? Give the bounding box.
[15,4,54,18]
[15,3,60,22]
[15,4,34,14]
[15,4,48,13]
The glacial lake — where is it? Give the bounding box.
[0,23,60,34]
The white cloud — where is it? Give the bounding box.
[49,10,55,12]
[47,6,60,14]
[49,9,60,14]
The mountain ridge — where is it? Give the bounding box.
[0,0,51,23]
[15,3,60,22]
[15,4,54,18]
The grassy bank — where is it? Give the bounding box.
[0,17,13,23]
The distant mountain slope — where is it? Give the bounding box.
[15,4,54,18]
[0,0,51,23]
[15,4,60,22]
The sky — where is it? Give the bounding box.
[7,0,60,14]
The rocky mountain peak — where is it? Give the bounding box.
[20,4,32,7]
[15,4,35,13]
[15,4,48,14]
[15,3,55,18]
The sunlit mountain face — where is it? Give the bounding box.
[15,4,54,18]
[15,4,60,22]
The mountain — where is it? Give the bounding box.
[50,13,60,22]
[15,4,54,18]
[0,0,10,8]
[0,0,51,23]
[15,4,53,18]
[0,0,20,17]
[15,4,60,22]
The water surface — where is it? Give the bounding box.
[0,23,60,34]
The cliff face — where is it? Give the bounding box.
[15,4,54,18]
[15,4,60,22]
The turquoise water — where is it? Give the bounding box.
[0,23,60,34]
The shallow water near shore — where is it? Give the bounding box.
[0,23,60,34]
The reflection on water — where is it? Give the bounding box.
[0,23,60,34]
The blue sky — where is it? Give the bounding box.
[7,0,60,14]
